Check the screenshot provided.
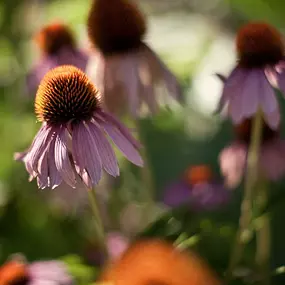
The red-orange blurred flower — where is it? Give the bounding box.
[99,239,221,285]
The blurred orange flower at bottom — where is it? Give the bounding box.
[99,239,222,285]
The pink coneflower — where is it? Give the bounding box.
[86,0,181,117]
[16,65,143,189]
[163,165,230,211]
[0,259,73,285]
[216,22,285,129]
[219,118,285,188]
[27,22,89,96]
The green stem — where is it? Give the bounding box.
[255,178,271,285]
[226,110,263,282]
[88,188,109,259]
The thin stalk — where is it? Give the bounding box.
[88,188,109,259]
[226,110,263,282]
[255,178,271,285]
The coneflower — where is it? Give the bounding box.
[86,0,182,117]
[164,165,230,211]
[27,22,89,96]
[216,22,285,129]
[17,65,143,189]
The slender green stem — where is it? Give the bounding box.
[88,188,109,259]
[226,110,263,282]
[255,178,271,285]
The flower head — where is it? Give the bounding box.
[87,0,146,55]
[236,22,283,68]
[86,0,181,118]
[220,118,285,188]
[99,239,221,285]
[35,22,76,56]
[27,22,89,96]
[0,259,73,285]
[17,65,143,189]
[163,165,230,211]
[216,22,285,129]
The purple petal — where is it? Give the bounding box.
[277,65,285,94]
[260,139,285,181]
[25,124,54,175]
[106,232,129,260]
[219,142,247,189]
[189,182,230,211]
[259,71,278,117]
[87,121,119,177]
[264,109,280,130]
[14,151,27,161]
[141,83,159,114]
[96,110,141,149]
[121,57,140,117]
[224,68,247,123]
[72,122,102,186]
[54,127,76,188]
[143,44,182,102]
[239,69,261,118]
[95,113,143,166]
[37,151,49,189]
[48,136,62,189]
[265,67,278,87]
[163,181,191,207]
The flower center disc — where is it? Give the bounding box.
[35,65,100,124]
[185,165,212,185]
[236,22,284,68]
[35,22,75,55]
[87,0,146,55]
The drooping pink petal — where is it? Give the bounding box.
[264,109,280,130]
[260,71,279,120]
[87,121,119,177]
[37,151,49,189]
[277,65,285,95]
[120,56,140,117]
[106,232,130,260]
[226,68,248,123]
[54,127,76,188]
[163,181,191,207]
[95,112,143,167]
[265,67,278,88]
[219,67,246,117]
[260,139,285,181]
[24,124,53,175]
[96,110,141,149]
[219,142,247,188]
[72,122,102,186]
[240,69,260,118]
[48,135,62,189]
[143,44,182,102]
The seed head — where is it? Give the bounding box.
[87,0,146,55]
[184,165,213,185]
[35,22,76,55]
[35,65,100,124]
[236,22,284,68]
